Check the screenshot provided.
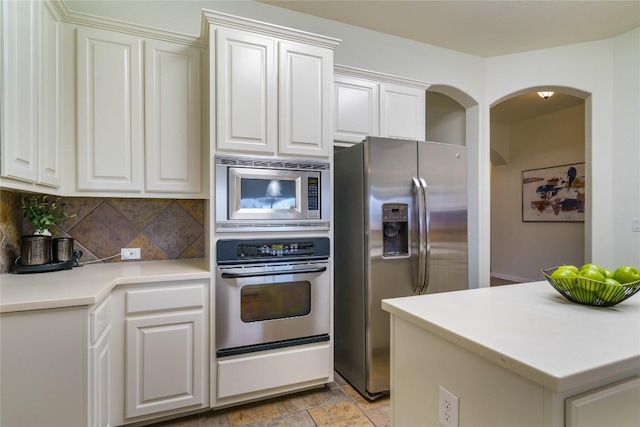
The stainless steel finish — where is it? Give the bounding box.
[215,154,330,231]
[334,136,468,399]
[216,260,331,352]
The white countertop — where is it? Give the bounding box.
[0,259,210,313]
[382,281,640,392]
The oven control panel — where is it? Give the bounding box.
[217,237,330,264]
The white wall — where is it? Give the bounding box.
[491,105,586,282]
[426,92,466,145]
[487,28,640,269]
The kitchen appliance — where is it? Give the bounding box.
[215,154,330,231]
[334,136,468,399]
[215,237,331,357]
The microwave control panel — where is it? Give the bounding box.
[307,175,320,218]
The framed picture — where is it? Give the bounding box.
[522,162,585,222]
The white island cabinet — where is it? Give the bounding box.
[382,282,640,427]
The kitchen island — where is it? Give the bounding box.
[382,281,640,427]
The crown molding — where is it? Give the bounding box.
[50,0,206,48]
[202,9,340,50]
[334,64,430,90]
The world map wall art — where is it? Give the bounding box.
[522,162,586,222]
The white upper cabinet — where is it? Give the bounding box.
[75,27,204,197]
[215,28,277,154]
[1,0,62,189]
[278,42,333,157]
[334,75,379,144]
[206,10,339,158]
[333,65,429,146]
[379,83,426,140]
[76,27,144,193]
[145,40,202,193]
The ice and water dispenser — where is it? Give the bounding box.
[382,203,409,257]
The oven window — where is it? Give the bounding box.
[240,281,311,322]
[240,178,297,209]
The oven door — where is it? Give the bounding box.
[216,260,331,357]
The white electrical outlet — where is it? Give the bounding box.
[439,385,459,427]
[121,248,141,260]
[632,218,640,232]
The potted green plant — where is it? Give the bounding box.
[21,195,75,236]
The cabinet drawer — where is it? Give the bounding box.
[125,283,204,315]
[90,296,111,344]
[217,342,331,398]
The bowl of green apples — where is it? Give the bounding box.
[542,263,640,307]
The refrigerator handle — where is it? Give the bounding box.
[412,177,426,294]
[419,178,431,294]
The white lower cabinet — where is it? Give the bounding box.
[566,376,640,427]
[112,280,209,425]
[90,296,112,427]
[0,307,87,427]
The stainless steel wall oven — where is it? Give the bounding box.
[215,237,331,358]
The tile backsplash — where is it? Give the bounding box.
[0,190,205,273]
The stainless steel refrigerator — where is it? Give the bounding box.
[334,136,468,399]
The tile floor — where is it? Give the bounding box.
[153,372,389,427]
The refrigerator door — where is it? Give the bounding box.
[418,141,468,294]
[365,137,419,396]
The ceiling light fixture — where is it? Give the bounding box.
[537,91,554,99]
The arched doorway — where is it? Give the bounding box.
[490,88,588,283]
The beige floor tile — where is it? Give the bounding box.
[342,384,390,411]
[199,410,231,427]
[277,384,348,413]
[226,401,281,427]
[240,410,315,427]
[308,401,374,427]
[365,405,391,427]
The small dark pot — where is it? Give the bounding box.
[52,237,74,262]
[20,235,52,266]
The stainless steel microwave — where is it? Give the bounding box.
[215,154,330,231]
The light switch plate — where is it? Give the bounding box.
[632,218,640,232]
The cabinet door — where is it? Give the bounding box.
[37,1,62,187]
[379,83,425,141]
[90,326,111,427]
[76,27,143,192]
[279,42,333,158]
[125,312,204,418]
[215,27,276,154]
[1,0,39,182]
[333,75,379,144]
[145,40,202,193]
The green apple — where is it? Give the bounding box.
[580,263,607,275]
[550,268,578,291]
[570,287,598,304]
[579,268,606,283]
[613,265,640,284]
[557,265,579,274]
[551,268,578,279]
[597,278,627,303]
[605,277,621,286]
[603,269,615,279]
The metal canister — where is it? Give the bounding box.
[20,236,52,265]
[52,237,74,262]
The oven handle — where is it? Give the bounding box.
[220,265,327,279]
